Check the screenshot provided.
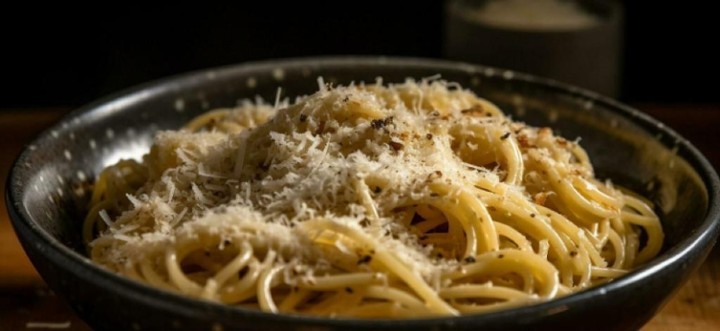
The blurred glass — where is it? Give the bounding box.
[444,0,623,97]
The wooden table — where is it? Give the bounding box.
[1,106,718,331]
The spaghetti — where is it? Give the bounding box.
[86,79,663,318]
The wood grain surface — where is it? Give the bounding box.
[0,105,718,331]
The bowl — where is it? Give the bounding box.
[7,57,720,331]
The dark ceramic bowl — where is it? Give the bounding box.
[7,57,720,331]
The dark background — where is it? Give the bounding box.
[1,2,718,108]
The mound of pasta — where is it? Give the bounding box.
[86,79,663,318]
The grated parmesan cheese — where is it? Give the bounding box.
[91,79,593,285]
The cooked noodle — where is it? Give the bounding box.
[85,79,663,318]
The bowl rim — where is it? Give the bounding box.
[6,56,720,328]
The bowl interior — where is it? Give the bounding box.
[7,58,715,330]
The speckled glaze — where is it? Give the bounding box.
[7,57,720,331]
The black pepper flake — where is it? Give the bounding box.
[431,111,440,117]
[464,256,476,263]
[486,112,493,117]
[500,132,511,140]
[357,255,373,265]
[426,170,443,182]
[389,141,404,151]
[426,133,433,140]
[498,254,505,259]
[436,252,444,258]
[223,240,231,246]
[430,193,439,197]
[345,287,354,293]
[374,186,382,193]
[371,119,386,130]
[530,213,536,218]
[570,251,578,257]
[371,116,394,130]
[299,114,307,122]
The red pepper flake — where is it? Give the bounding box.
[315,120,326,135]
[533,193,548,206]
[389,140,404,151]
